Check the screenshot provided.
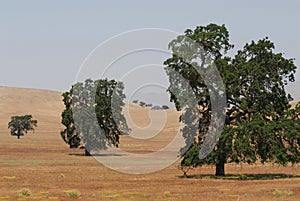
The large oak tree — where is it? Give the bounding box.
[164,23,300,176]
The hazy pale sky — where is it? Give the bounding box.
[1,0,300,97]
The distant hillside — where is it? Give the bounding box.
[0,86,64,136]
[0,86,181,153]
[0,85,297,150]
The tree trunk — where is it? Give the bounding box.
[17,129,20,139]
[215,161,225,176]
[85,148,91,156]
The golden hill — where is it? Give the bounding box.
[0,86,181,153]
[0,86,64,136]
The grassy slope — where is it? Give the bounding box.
[0,86,299,201]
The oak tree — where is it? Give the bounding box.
[164,23,300,176]
[8,115,38,139]
[60,79,129,156]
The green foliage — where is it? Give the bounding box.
[151,105,168,110]
[151,105,162,110]
[181,143,201,167]
[60,91,81,148]
[162,105,169,110]
[60,78,129,155]
[164,23,300,176]
[145,103,153,107]
[8,115,38,139]
[139,101,146,107]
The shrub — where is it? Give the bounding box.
[238,174,247,180]
[64,189,81,199]
[18,188,32,197]
[60,173,65,179]
[164,191,171,197]
[273,189,282,197]
[287,190,294,197]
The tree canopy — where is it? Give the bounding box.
[8,115,38,139]
[60,78,130,156]
[164,23,300,176]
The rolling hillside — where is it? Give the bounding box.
[0,86,181,152]
[0,86,64,136]
[0,86,299,201]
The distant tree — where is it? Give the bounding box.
[145,103,153,107]
[8,115,38,139]
[132,99,139,104]
[139,101,146,107]
[164,23,300,176]
[162,105,169,110]
[151,105,162,110]
[61,78,130,156]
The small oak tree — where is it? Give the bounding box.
[8,115,38,139]
[162,105,169,110]
[139,101,146,107]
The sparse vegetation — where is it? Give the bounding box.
[287,190,294,197]
[164,191,171,197]
[64,189,81,199]
[59,173,65,179]
[3,176,16,180]
[238,174,248,180]
[273,189,294,198]
[0,196,11,200]
[18,188,32,197]
[273,189,283,197]
[90,194,97,199]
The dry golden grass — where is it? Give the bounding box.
[0,86,299,200]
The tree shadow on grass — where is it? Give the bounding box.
[68,153,89,156]
[68,153,126,157]
[179,173,300,180]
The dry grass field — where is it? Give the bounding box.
[0,86,299,201]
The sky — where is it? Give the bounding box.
[1,0,300,103]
